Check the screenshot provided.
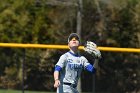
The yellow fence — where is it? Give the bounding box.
[0,43,140,53]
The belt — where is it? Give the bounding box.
[63,82,77,88]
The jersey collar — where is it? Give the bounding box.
[68,51,79,57]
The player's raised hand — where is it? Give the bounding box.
[84,41,101,59]
[54,79,60,88]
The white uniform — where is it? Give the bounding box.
[56,51,90,93]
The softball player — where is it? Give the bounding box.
[54,33,101,93]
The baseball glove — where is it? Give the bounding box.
[84,41,101,59]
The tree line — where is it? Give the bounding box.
[0,0,139,92]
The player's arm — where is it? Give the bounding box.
[53,54,66,88]
[54,65,62,88]
[54,65,62,81]
[54,71,59,81]
[84,41,101,71]
[84,59,99,73]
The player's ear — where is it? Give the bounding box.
[68,42,70,46]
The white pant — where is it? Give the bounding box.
[57,84,79,93]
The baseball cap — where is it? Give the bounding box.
[68,33,80,43]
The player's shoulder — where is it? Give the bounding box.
[60,52,69,58]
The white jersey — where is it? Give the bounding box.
[56,51,90,85]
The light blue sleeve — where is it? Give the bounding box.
[55,54,67,68]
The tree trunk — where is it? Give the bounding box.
[77,0,83,92]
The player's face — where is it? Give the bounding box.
[68,37,80,48]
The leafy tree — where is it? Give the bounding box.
[0,0,139,93]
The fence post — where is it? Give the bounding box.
[22,49,26,93]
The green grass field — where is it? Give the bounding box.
[0,89,93,93]
[0,89,94,93]
[0,89,52,93]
